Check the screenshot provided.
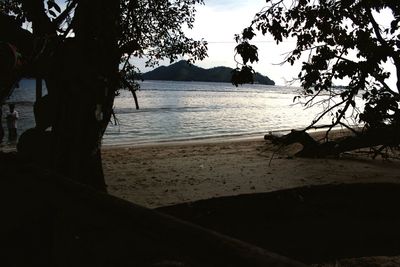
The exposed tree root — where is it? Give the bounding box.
[265,126,400,158]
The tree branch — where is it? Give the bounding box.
[21,0,56,36]
[366,8,400,93]
[121,76,140,110]
[0,14,34,57]
[305,98,347,130]
[53,0,78,28]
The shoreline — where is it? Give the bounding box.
[102,133,265,149]
[0,126,352,153]
[102,126,350,150]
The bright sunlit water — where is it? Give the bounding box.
[2,79,349,146]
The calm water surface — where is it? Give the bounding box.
[1,79,337,146]
[107,81,320,145]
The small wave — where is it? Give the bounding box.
[138,81,297,94]
[140,88,278,94]
[113,106,208,114]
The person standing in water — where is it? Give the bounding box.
[6,103,18,141]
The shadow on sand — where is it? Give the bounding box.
[2,151,400,266]
[159,183,400,264]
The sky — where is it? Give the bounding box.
[137,0,301,86]
[53,0,292,83]
[50,0,396,88]
[136,0,397,88]
[186,0,300,85]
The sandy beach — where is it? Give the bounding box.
[103,130,400,208]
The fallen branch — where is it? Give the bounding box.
[265,125,400,158]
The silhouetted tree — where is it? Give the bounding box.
[0,0,207,190]
[233,0,400,157]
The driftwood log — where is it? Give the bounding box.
[0,152,306,267]
[265,126,400,157]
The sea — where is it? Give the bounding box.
[1,79,343,147]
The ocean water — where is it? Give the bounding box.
[1,79,338,146]
[107,80,323,145]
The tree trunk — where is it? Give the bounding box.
[267,126,400,158]
[46,0,120,191]
[13,1,120,191]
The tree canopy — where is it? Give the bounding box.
[233,0,400,156]
[0,0,207,92]
[234,0,399,132]
[0,0,207,189]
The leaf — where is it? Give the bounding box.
[53,3,61,13]
[48,9,57,17]
[390,20,399,34]
[120,40,141,53]
[242,27,256,40]
[231,66,255,86]
[235,42,258,64]
[48,0,61,13]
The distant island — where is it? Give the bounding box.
[140,60,275,85]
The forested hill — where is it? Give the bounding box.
[140,60,275,85]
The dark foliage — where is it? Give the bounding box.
[234,0,400,156]
[0,0,207,189]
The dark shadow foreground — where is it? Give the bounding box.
[159,182,400,264]
[0,152,305,267]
